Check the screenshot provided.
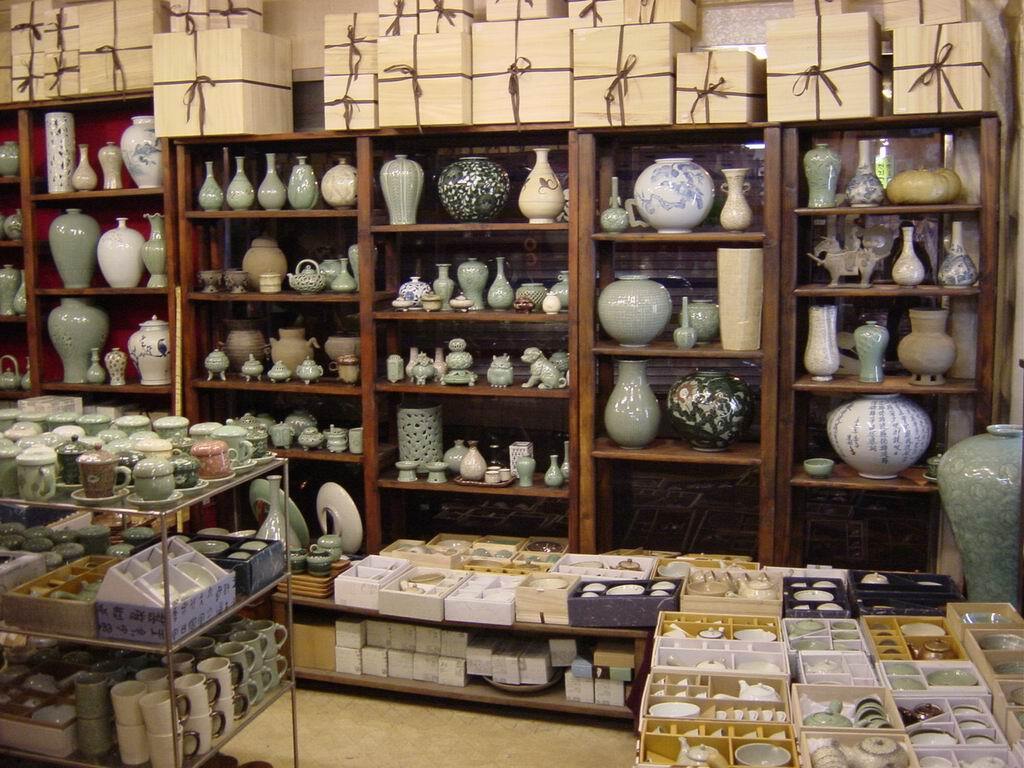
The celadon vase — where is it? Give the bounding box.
[433,263,455,310]
[457,257,488,310]
[287,155,319,210]
[486,256,514,310]
[804,304,840,381]
[225,156,255,211]
[854,320,888,383]
[47,298,109,383]
[97,218,145,288]
[803,143,841,208]
[257,152,286,211]
[597,275,671,347]
[673,297,697,350]
[544,455,564,488]
[141,213,167,288]
[397,405,443,472]
[0,264,21,316]
[71,144,97,191]
[380,155,423,225]
[330,257,357,293]
[938,425,1022,604]
[518,148,564,224]
[49,208,100,289]
[603,359,660,449]
[13,272,26,315]
[198,160,224,211]
[85,349,106,384]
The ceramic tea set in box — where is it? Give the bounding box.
[783,576,850,616]
[796,650,878,687]
[638,719,796,768]
[653,636,790,678]
[894,694,1006,750]
[795,685,901,731]
[783,618,869,659]
[806,735,916,768]
[642,672,791,726]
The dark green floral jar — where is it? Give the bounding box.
[666,370,754,452]
[437,157,509,222]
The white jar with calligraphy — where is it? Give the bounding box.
[826,395,932,479]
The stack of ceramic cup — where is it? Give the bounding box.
[138,686,198,768]
[110,680,151,765]
[177,672,226,758]
[196,656,249,739]
[74,671,115,757]
[211,617,290,712]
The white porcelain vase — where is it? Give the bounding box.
[625,157,713,233]
[717,247,762,351]
[804,305,840,381]
[97,218,145,288]
[892,225,925,286]
[44,111,75,194]
[826,395,932,479]
[518,148,564,223]
[127,316,172,386]
[97,142,123,190]
[119,116,162,189]
[719,168,753,231]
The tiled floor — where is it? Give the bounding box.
[226,686,635,767]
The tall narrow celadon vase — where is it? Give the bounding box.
[141,213,167,288]
[287,156,319,210]
[47,298,109,383]
[603,359,660,449]
[938,425,1023,604]
[486,256,514,310]
[257,152,287,211]
[49,208,100,289]
[380,154,423,225]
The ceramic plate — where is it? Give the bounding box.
[250,478,310,549]
[884,662,919,676]
[734,629,777,642]
[650,581,675,591]
[900,622,946,637]
[315,482,362,554]
[180,479,210,496]
[581,583,606,593]
[127,490,184,509]
[792,589,833,602]
[606,584,644,596]
[926,669,978,686]
[69,487,129,507]
[649,702,701,718]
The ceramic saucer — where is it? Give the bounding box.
[253,453,278,464]
[735,628,777,642]
[70,487,129,507]
[202,470,236,485]
[900,622,946,637]
[126,490,184,509]
[232,459,258,472]
[179,479,210,496]
[606,584,644,596]
[649,702,700,718]
[926,669,978,687]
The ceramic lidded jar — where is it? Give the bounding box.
[438,156,510,223]
[241,237,287,287]
[191,439,233,480]
[827,395,932,479]
[597,275,671,347]
[0,140,20,177]
[49,208,100,289]
[97,218,145,288]
[120,116,162,188]
[48,299,109,383]
[380,154,423,225]
[321,157,357,209]
[625,157,713,233]
[128,316,171,386]
[667,370,754,452]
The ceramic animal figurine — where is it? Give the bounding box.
[808,231,886,288]
[241,354,264,381]
[521,348,567,390]
[411,352,436,385]
[487,354,514,387]
[204,346,229,381]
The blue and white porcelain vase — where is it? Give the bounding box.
[127,316,171,386]
[937,221,979,287]
[398,275,431,305]
[119,116,162,189]
[845,139,885,208]
[625,157,713,233]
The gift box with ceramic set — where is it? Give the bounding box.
[567,578,681,627]
[641,670,792,724]
[1,556,116,638]
[651,635,791,678]
[188,534,285,595]
[639,720,798,768]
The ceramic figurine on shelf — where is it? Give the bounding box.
[225,156,255,211]
[204,346,230,381]
[487,354,514,388]
[295,356,324,385]
[845,139,886,207]
[442,339,477,386]
[521,348,567,390]
[241,354,264,382]
[411,353,436,386]
[513,296,534,313]
[673,297,697,350]
[599,176,629,233]
[808,224,886,288]
[267,360,292,383]
[549,351,569,385]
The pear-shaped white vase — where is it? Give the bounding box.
[518,148,564,223]
[97,218,145,288]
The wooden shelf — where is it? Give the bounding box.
[36,287,169,296]
[791,464,937,493]
[274,448,363,464]
[0,390,24,400]
[189,291,366,303]
[0,240,23,248]
[794,204,982,216]
[185,209,358,219]
[41,382,173,395]
[192,377,361,396]
[793,284,981,297]
[0,315,26,323]
[292,667,632,720]
[31,187,164,203]
[793,374,977,395]
[593,340,763,359]
[592,231,765,243]
[373,309,568,323]
[372,222,568,233]
[591,437,762,466]
[376,381,570,399]
[379,473,569,499]
[0,176,20,186]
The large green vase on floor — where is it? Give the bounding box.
[47,298,109,383]
[937,425,1022,604]
[49,208,100,289]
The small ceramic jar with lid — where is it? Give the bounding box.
[16,445,58,502]
[45,412,81,432]
[76,413,112,437]
[134,437,175,461]
[190,439,232,480]
[171,453,201,490]
[55,435,89,485]
[152,416,190,441]
[113,414,151,435]
[189,421,223,440]
[132,457,176,501]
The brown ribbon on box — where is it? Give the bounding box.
[81,0,129,96]
[429,0,471,33]
[323,15,376,130]
[12,1,44,100]
[577,0,603,26]
[810,0,836,16]
[211,0,262,27]
[170,1,209,35]
[47,9,79,95]
[893,23,989,112]
[381,35,470,131]
[634,0,656,24]
[677,50,766,123]
[766,15,880,120]
[324,84,377,131]
[385,0,409,36]
[494,0,535,22]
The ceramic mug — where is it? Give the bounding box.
[214,641,258,683]
[248,619,288,660]
[78,451,132,498]
[110,680,148,726]
[211,426,253,466]
[185,636,217,662]
[266,654,289,688]
[196,656,238,692]
[229,629,271,663]
[76,715,114,756]
[306,551,334,575]
[139,689,190,734]
[149,730,200,768]
[74,671,113,719]
[191,439,233,480]
[161,651,195,675]
[115,721,149,766]
[187,710,227,755]
[134,666,171,693]
[175,672,219,717]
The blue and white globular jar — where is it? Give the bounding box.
[120,116,162,189]
[398,275,431,305]
[127,316,171,386]
[626,157,713,233]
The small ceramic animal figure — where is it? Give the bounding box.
[486,354,514,387]
[521,347,567,390]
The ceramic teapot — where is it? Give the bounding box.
[737,680,780,701]
[0,355,19,390]
[295,356,324,385]
[286,259,327,294]
[803,701,853,728]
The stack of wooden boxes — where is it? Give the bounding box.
[323,12,378,130]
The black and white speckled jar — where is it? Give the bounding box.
[437,156,509,223]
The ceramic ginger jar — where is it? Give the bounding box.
[438,156,510,223]
[321,157,357,209]
[241,237,287,287]
[128,316,171,386]
[97,217,145,288]
[49,208,100,289]
[625,157,713,233]
[826,395,931,479]
[666,370,754,452]
[120,116,162,188]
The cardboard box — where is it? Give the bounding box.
[365,619,389,646]
[388,621,417,651]
[169,0,210,33]
[376,566,471,622]
[554,553,657,582]
[78,0,168,94]
[412,652,439,682]
[0,10,11,103]
[334,617,366,648]
[568,579,681,627]
[418,0,472,34]
[471,18,571,125]
[573,23,688,127]
[564,671,595,702]
[444,574,524,625]
[676,49,765,124]
[792,684,904,733]
[153,28,293,137]
[622,0,695,31]
[362,646,388,676]
[0,551,46,618]
[466,635,498,675]
[595,677,625,706]
[334,646,362,674]
[387,648,414,678]
[882,0,964,31]
[567,0,622,28]
[207,0,263,29]
[892,22,992,114]
[324,73,378,130]
[415,625,442,654]
[515,572,580,625]
[549,637,577,666]
[292,622,335,670]
[766,12,881,122]
[438,656,467,686]
[377,32,471,127]
[792,0,848,14]
[441,630,469,657]
[332,555,411,610]
[489,0,567,21]
[378,0,418,36]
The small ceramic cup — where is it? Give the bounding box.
[198,270,223,293]
[803,458,835,478]
[306,551,333,576]
[348,427,363,455]
[223,269,249,293]
[259,273,283,294]
[191,439,233,480]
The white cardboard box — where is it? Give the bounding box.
[388,622,417,651]
[438,656,468,687]
[362,646,388,677]
[595,677,625,706]
[518,641,553,684]
[491,641,522,684]
[333,555,412,610]
[565,671,595,703]
[334,617,366,649]
[413,652,439,682]
[387,648,415,679]
[441,630,469,658]
[550,638,578,667]
[415,626,442,654]
[445,574,524,626]
[365,619,389,647]
[334,646,362,675]
[466,636,499,676]
[378,567,471,622]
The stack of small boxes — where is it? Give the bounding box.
[564,641,634,707]
[335,616,470,687]
[323,12,379,130]
[376,0,473,127]
[10,0,52,102]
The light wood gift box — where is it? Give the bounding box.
[675,49,765,125]
[0,12,10,103]
[43,49,79,97]
[766,12,881,122]
[892,22,992,114]
[324,73,378,130]
[882,0,964,31]
[43,7,78,53]
[679,568,784,616]
[11,0,52,57]
[472,18,571,125]
[325,12,378,74]
[169,0,210,33]
[11,51,46,101]
[573,23,689,127]
[792,0,848,15]
[324,13,379,131]
[417,0,473,34]
[152,28,293,137]
[378,0,418,37]
[377,32,471,127]
[78,0,169,94]
[489,0,567,22]
[622,0,695,32]
[514,572,580,625]
[567,0,622,29]
[945,602,1024,642]
[207,0,263,30]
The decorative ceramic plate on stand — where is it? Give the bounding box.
[315,482,362,554]
[249,478,310,548]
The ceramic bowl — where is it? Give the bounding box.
[978,634,1024,651]
[994,661,1024,675]
[926,669,978,687]
[735,628,777,642]
[792,589,833,602]
[899,622,946,637]
[189,540,230,556]
[889,677,927,691]
[606,584,644,596]
[910,730,957,746]
[649,702,701,718]
[803,458,835,478]
[581,583,606,594]
[734,743,791,767]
